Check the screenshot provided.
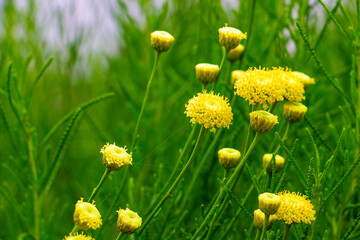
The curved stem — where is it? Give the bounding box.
[255,229,261,240]
[88,168,111,202]
[115,232,124,240]
[282,224,291,240]
[212,47,227,90]
[191,133,261,240]
[130,51,161,151]
[260,214,269,240]
[138,126,206,236]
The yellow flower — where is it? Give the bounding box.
[273,68,305,103]
[227,44,245,61]
[73,198,102,230]
[253,209,277,230]
[101,143,132,171]
[283,101,308,123]
[291,71,315,89]
[219,26,247,50]
[150,30,174,52]
[276,191,316,225]
[258,192,281,215]
[185,90,233,133]
[195,63,220,85]
[63,232,94,240]
[231,70,245,86]
[262,154,285,173]
[234,67,285,108]
[117,208,142,234]
[218,148,241,169]
[249,111,278,133]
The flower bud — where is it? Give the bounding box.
[258,192,281,215]
[292,71,315,89]
[262,154,285,173]
[283,101,307,123]
[73,198,102,230]
[63,232,94,240]
[253,209,277,230]
[218,148,241,169]
[231,70,245,86]
[227,44,245,61]
[150,31,174,52]
[117,208,142,234]
[195,63,220,85]
[101,143,132,171]
[219,26,247,50]
[249,110,278,133]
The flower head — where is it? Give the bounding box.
[291,71,315,89]
[273,68,305,102]
[258,192,281,215]
[227,44,245,62]
[63,232,94,240]
[218,148,241,169]
[231,70,245,86]
[73,198,102,230]
[262,154,285,173]
[150,31,174,52]
[219,26,247,50]
[195,63,219,85]
[101,143,132,171]
[283,101,308,123]
[276,191,316,224]
[185,90,233,133]
[117,208,142,234]
[249,111,278,133]
[253,209,277,230]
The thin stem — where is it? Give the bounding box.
[212,47,227,90]
[88,168,111,202]
[260,214,269,240]
[191,133,261,240]
[282,224,291,240]
[130,51,161,151]
[255,229,261,240]
[138,126,206,236]
[70,225,79,235]
[274,122,291,155]
[115,232,124,240]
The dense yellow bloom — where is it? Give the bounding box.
[227,44,245,61]
[258,192,281,215]
[150,31,174,52]
[63,232,94,240]
[233,67,305,108]
[249,111,278,133]
[283,101,308,123]
[234,67,285,108]
[185,90,233,133]
[291,71,315,89]
[219,26,247,50]
[101,143,132,170]
[195,63,219,85]
[117,208,142,234]
[276,191,316,224]
[262,154,285,173]
[73,198,102,230]
[253,209,277,230]
[218,148,241,169]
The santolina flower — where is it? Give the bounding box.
[101,143,132,171]
[117,208,142,234]
[274,68,305,102]
[218,148,241,169]
[291,71,315,89]
[262,154,285,173]
[185,90,233,133]
[249,111,278,133]
[231,70,245,85]
[283,101,308,123]
[195,63,219,85]
[258,192,281,215]
[276,191,316,224]
[150,31,174,52]
[253,209,277,230]
[219,26,247,50]
[63,232,94,240]
[73,198,102,230]
[227,44,245,61]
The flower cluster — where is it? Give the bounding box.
[185,90,233,133]
[276,191,316,224]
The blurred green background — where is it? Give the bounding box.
[1,0,359,239]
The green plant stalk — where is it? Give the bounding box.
[131,51,161,151]
[191,133,261,240]
[283,224,291,240]
[212,47,227,90]
[137,126,206,236]
[115,232,123,240]
[255,229,261,240]
[260,214,269,240]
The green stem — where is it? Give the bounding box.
[115,232,123,240]
[255,229,261,240]
[282,224,291,240]
[191,133,261,240]
[138,126,206,236]
[274,122,291,155]
[88,168,111,202]
[260,214,269,240]
[212,47,227,90]
[130,51,161,151]
[70,225,79,234]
